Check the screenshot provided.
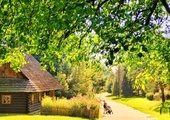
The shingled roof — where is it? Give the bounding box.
[0,78,36,92]
[0,54,63,92]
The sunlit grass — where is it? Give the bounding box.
[108,96,169,120]
[0,115,94,120]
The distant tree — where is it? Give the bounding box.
[121,67,133,97]
[92,70,106,93]
[112,80,120,97]
[69,62,93,96]
[112,65,124,97]
[105,71,114,93]
[54,60,106,98]
[125,35,170,103]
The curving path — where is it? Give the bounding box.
[98,93,158,120]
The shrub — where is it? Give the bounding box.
[154,92,161,101]
[165,91,170,100]
[146,92,154,100]
[41,96,100,118]
[41,96,70,115]
[70,96,100,118]
[41,96,53,115]
[155,101,170,114]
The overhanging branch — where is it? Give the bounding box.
[145,0,159,25]
[160,0,170,14]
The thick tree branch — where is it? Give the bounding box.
[57,24,77,48]
[160,0,170,14]
[145,0,159,25]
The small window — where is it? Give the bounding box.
[2,95,11,104]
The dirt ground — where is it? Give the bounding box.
[97,93,158,120]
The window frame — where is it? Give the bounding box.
[2,95,11,104]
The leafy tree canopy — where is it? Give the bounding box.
[1,0,170,71]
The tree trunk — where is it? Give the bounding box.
[160,82,165,103]
[159,82,165,114]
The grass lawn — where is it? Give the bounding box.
[107,96,170,120]
[0,114,96,120]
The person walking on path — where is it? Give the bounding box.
[98,93,158,120]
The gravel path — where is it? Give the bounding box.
[97,93,158,120]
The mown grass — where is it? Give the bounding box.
[0,114,95,120]
[108,96,170,120]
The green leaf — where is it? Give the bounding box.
[142,45,148,52]
[137,53,143,57]
[130,47,137,52]
[144,26,151,30]
[117,29,124,33]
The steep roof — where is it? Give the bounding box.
[0,54,63,92]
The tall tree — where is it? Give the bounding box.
[125,32,170,104]
[121,67,133,97]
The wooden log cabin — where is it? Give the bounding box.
[0,54,63,114]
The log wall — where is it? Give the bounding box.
[28,93,41,113]
[0,93,27,113]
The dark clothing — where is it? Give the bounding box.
[103,102,107,108]
[103,101,113,114]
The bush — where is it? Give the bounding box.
[146,92,154,100]
[165,91,170,100]
[41,96,100,118]
[41,96,71,115]
[154,92,161,101]
[70,96,100,118]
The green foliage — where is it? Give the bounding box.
[0,0,97,70]
[41,96,100,118]
[91,69,106,93]
[1,0,169,68]
[105,68,115,93]
[121,68,133,97]
[106,65,134,97]
[155,101,170,114]
[54,60,106,98]
[165,91,170,100]
[112,80,120,96]
[105,78,113,93]
[0,51,27,72]
[126,34,170,86]
[124,33,170,104]
[154,92,161,101]
[1,0,170,104]
[146,92,154,101]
